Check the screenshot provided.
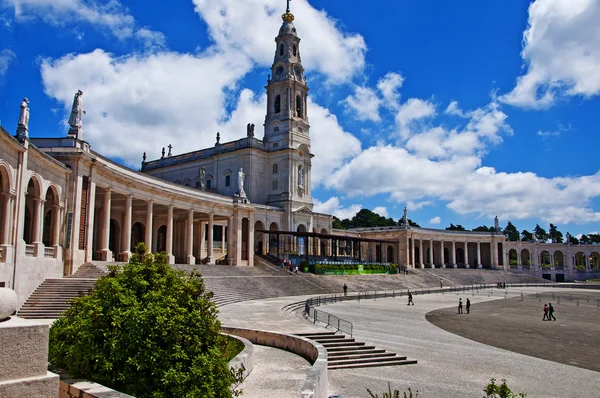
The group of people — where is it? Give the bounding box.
[280,259,298,274]
[457,298,471,314]
[543,303,556,321]
[496,282,506,289]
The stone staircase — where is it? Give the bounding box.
[296,332,417,370]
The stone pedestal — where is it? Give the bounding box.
[0,317,58,397]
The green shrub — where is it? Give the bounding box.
[484,378,527,398]
[367,382,419,398]
[49,242,241,398]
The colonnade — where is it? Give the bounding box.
[409,237,500,269]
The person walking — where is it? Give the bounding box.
[458,298,463,314]
[407,291,414,305]
[549,303,556,321]
[466,298,471,314]
[543,303,549,321]
[440,279,443,289]
[343,283,348,296]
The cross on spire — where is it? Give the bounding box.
[286,0,291,12]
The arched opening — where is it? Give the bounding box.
[296,224,306,256]
[269,222,279,256]
[279,44,284,56]
[575,252,586,270]
[540,250,551,268]
[131,222,145,251]
[553,250,565,269]
[156,225,166,253]
[241,218,249,261]
[274,95,281,113]
[109,219,120,254]
[376,244,382,263]
[591,252,600,270]
[443,247,449,266]
[387,245,394,263]
[455,247,464,266]
[42,186,59,246]
[254,220,265,255]
[0,168,10,245]
[508,249,518,266]
[296,95,303,117]
[293,44,297,56]
[23,177,41,244]
[520,249,530,268]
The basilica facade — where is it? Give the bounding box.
[1,7,599,307]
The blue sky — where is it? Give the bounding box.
[1,0,600,237]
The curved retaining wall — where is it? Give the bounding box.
[221,326,328,398]
[223,332,255,381]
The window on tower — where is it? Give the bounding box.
[273,164,278,174]
[279,44,284,56]
[296,95,303,118]
[293,45,297,56]
[272,180,278,190]
[275,95,281,113]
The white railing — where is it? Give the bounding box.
[44,247,56,258]
[25,244,35,256]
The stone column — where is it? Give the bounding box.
[85,175,97,262]
[441,240,445,268]
[207,213,214,264]
[411,237,415,269]
[465,241,470,268]
[33,198,45,257]
[199,222,206,259]
[452,240,456,268]
[1,193,12,245]
[99,188,112,260]
[248,214,255,266]
[222,226,226,255]
[120,195,132,260]
[166,205,175,264]
[430,239,434,267]
[233,213,242,265]
[52,204,61,247]
[186,209,195,265]
[227,216,233,264]
[145,201,153,253]
[477,241,482,268]
[419,239,423,268]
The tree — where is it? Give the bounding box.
[49,243,241,398]
[548,223,563,243]
[580,234,591,244]
[446,224,466,231]
[503,222,520,241]
[332,216,345,230]
[473,225,493,232]
[534,224,548,242]
[484,378,527,398]
[400,218,421,228]
[521,230,533,242]
[589,233,600,245]
[567,233,579,245]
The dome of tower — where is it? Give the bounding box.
[279,20,298,37]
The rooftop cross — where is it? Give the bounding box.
[286,0,290,12]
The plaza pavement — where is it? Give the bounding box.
[218,287,600,398]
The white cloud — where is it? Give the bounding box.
[373,206,388,217]
[192,0,367,82]
[537,130,560,137]
[3,0,165,45]
[395,98,436,138]
[0,49,16,77]
[342,86,381,122]
[313,197,361,220]
[429,216,441,225]
[445,101,465,117]
[501,0,600,108]
[376,72,404,109]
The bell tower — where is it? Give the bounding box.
[264,2,313,211]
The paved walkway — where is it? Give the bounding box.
[219,287,600,398]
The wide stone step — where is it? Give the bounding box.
[328,349,388,357]
[312,337,355,344]
[329,359,418,370]
[329,354,407,367]
[326,345,376,352]
[296,332,338,337]
[329,352,400,362]
[320,341,365,348]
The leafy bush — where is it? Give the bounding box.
[367,382,419,398]
[484,378,527,398]
[49,243,241,398]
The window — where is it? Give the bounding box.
[274,95,281,113]
[296,95,303,117]
[274,126,279,132]
[206,178,212,190]
[225,175,231,187]
[293,45,297,56]
[279,44,284,56]
[273,164,278,174]
[272,180,278,190]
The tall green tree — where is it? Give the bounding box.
[503,222,520,241]
[580,234,591,244]
[521,230,533,242]
[534,224,548,242]
[567,233,579,245]
[589,233,600,244]
[446,224,466,231]
[548,224,564,243]
[399,218,421,228]
[473,225,493,232]
[49,244,241,398]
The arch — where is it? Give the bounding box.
[268,222,279,256]
[274,95,281,113]
[296,224,306,256]
[387,245,394,263]
[0,163,12,193]
[296,95,303,117]
[520,249,530,267]
[540,250,551,267]
[273,164,278,174]
[25,174,42,199]
[508,249,518,266]
[553,250,565,268]
[293,44,297,56]
[131,222,145,251]
[591,252,600,270]
[156,225,167,253]
[42,185,58,246]
[23,178,41,243]
[254,220,265,255]
[109,218,120,254]
[575,252,586,270]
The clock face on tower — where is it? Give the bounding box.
[276,66,284,76]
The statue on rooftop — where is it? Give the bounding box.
[247,123,255,137]
[68,90,85,139]
[16,98,30,141]
[215,132,221,146]
[161,147,165,158]
[197,167,206,191]
[142,152,146,162]
[237,167,246,197]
